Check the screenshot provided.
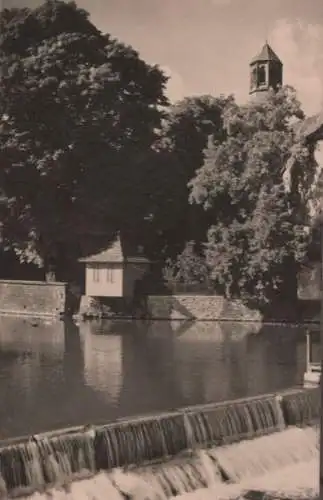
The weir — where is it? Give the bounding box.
[0,387,319,499]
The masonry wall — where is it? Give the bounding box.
[146,295,263,321]
[0,280,67,317]
[146,294,320,323]
[298,262,321,300]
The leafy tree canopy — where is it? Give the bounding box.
[163,241,210,288]
[189,86,312,306]
[143,95,232,260]
[0,0,167,275]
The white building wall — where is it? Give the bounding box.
[85,263,123,297]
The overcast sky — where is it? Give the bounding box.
[3,0,323,116]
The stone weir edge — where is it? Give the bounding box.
[0,386,318,450]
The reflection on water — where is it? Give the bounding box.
[81,322,123,403]
[0,317,308,439]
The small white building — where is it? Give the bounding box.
[79,236,150,299]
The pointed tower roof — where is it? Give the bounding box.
[250,43,282,65]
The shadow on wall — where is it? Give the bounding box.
[151,296,196,320]
[146,295,262,322]
[297,300,320,323]
[146,294,320,323]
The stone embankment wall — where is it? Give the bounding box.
[77,294,317,323]
[298,262,321,300]
[146,295,262,321]
[0,279,67,317]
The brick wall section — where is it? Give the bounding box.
[146,295,262,321]
[0,280,67,317]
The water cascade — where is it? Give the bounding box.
[280,387,320,426]
[0,387,319,499]
[131,449,224,497]
[18,426,319,500]
[94,413,193,470]
[0,429,96,498]
[184,393,286,447]
[208,425,318,483]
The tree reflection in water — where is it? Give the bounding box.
[0,317,305,439]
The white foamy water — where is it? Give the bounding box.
[176,460,318,500]
[18,427,318,500]
[18,473,125,500]
[208,426,318,482]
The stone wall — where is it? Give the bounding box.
[146,295,262,321]
[298,262,321,300]
[0,280,67,317]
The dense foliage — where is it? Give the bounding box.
[0,0,167,277]
[162,241,210,290]
[0,0,316,306]
[189,87,312,306]
[145,95,231,259]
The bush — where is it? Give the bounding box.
[162,241,211,292]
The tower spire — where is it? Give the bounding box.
[249,42,283,101]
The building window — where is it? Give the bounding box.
[257,64,266,86]
[92,265,100,282]
[106,268,114,283]
[251,67,257,89]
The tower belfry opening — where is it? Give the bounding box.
[249,42,283,101]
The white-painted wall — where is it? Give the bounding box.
[85,263,123,297]
[85,261,150,298]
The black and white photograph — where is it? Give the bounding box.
[0,0,321,498]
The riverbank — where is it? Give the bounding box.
[77,294,321,324]
[0,276,318,324]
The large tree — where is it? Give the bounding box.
[141,95,232,260]
[0,0,167,279]
[189,86,312,307]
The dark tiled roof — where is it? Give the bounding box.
[79,236,150,264]
[250,43,282,65]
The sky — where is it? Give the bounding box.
[2,0,323,116]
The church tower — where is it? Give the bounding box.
[249,42,283,101]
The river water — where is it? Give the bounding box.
[0,316,314,440]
